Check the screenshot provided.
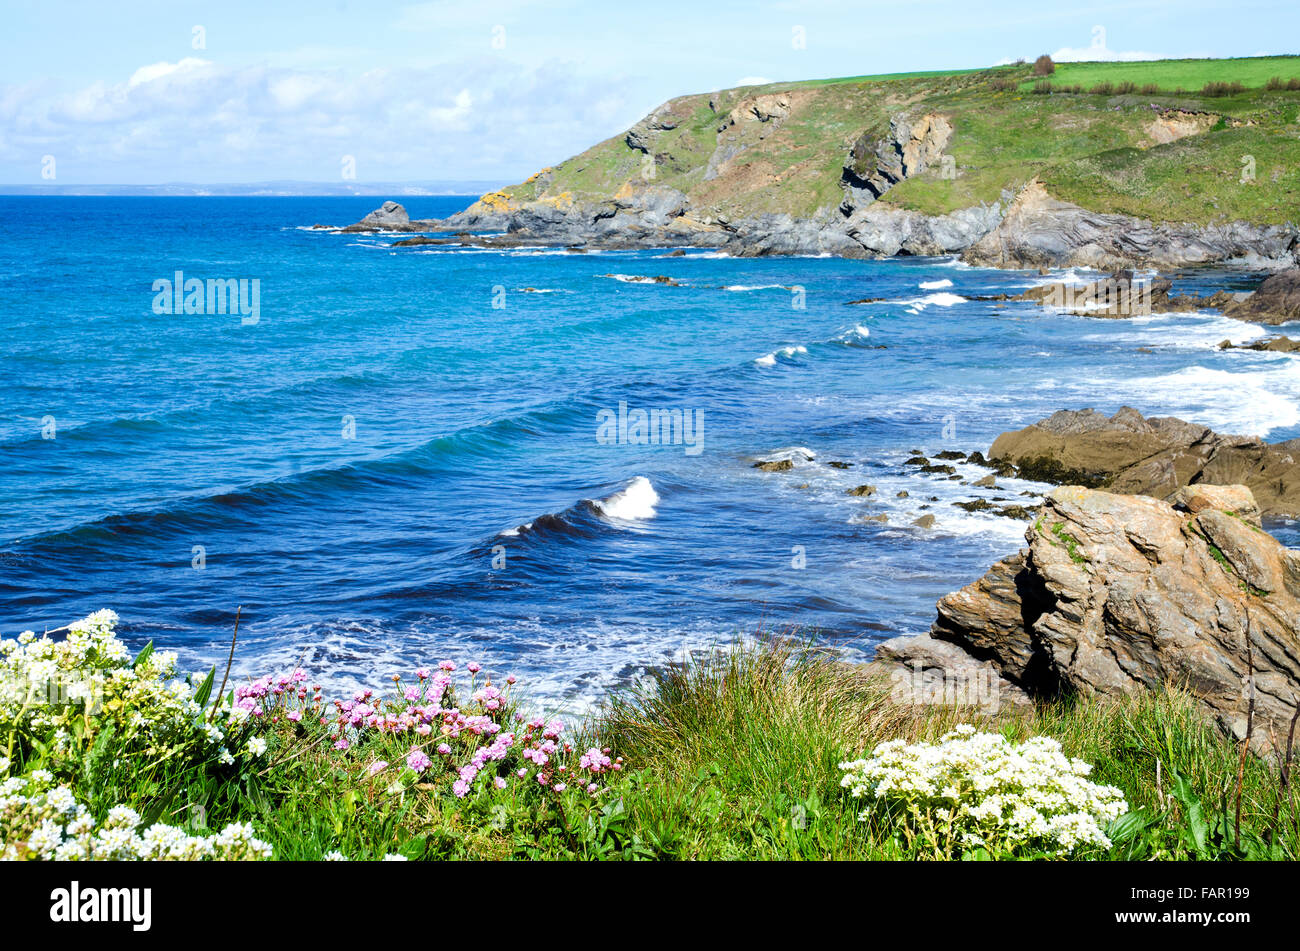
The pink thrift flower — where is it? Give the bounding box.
[406,749,432,772]
[367,761,389,776]
[453,779,470,798]
[494,777,507,789]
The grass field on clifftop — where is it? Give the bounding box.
[487,56,1300,228]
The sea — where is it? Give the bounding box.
[2,195,1297,708]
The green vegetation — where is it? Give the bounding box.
[4,615,1296,861]
[482,55,1300,228]
[1017,56,1300,95]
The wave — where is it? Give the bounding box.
[592,476,660,522]
[900,292,968,312]
[499,476,661,541]
[754,345,808,366]
[724,284,789,291]
[1097,361,1300,438]
[918,279,953,290]
[7,400,591,549]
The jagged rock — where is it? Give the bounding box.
[754,459,794,472]
[963,179,1298,271]
[348,200,412,230]
[988,406,1300,518]
[1223,270,1300,325]
[1220,336,1300,352]
[847,484,877,497]
[1171,484,1262,527]
[912,513,936,528]
[875,486,1300,747]
[872,631,1030,711]
[842,113,953,208]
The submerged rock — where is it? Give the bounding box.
[875,486,1300,747]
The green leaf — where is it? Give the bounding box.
[192,666,216,709]
[1107,809,1154,845]
[131,641,155,668]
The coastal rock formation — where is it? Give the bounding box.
[875,486,1300,748]
[1219,336,1300,353]
[988,407,1300,518]
[324,63,1300,267]
[1223,269,1300,325]
[842,112,954,211]
[352,200,411,230]
[962,179,1298,270]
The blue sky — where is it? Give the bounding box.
[0,0,1295,184]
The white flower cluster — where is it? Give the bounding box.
[0,768,272,861]
[1,610,246,761]
[839,725,1127,856]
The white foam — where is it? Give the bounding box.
[724,284,788,291]
[758,446,816,464]
[1092,311,1271,350]
[919,279,953,290]
[593,476,660,523]
[754,344,807,365]
[899,292,967,309]
[1099,361,1300,437]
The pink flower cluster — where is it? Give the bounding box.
[248,659,624,803]
[234,669,321,723]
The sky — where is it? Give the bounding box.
[0,0,1296,185]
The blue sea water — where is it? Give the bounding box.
[2,195,1297,706]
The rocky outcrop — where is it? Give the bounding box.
[842,113,954,211]
[962,179,1298,271]
[987,407,1300,519]
[1220,336,1300,353]
[1223,269,1300,325]
[875,486,1300,748]
[348,200,412,230]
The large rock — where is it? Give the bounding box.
[875,486,1300,749]
[1224,269,1300,325]
[355,200,409,229]
[989,407,1300,518]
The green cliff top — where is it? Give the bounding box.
[481,56,1300,227]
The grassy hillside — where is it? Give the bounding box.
[480,56,1300,228]
[1018,55,1300,93]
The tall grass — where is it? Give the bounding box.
[590,639,1298,860]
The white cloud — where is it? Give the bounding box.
[0,57,638,182]
[127,58,213,88]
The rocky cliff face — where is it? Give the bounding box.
[876,485,1300,749]
[987,407,1300,519]
[961,179,1299,270]
[335,65,1300,269]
